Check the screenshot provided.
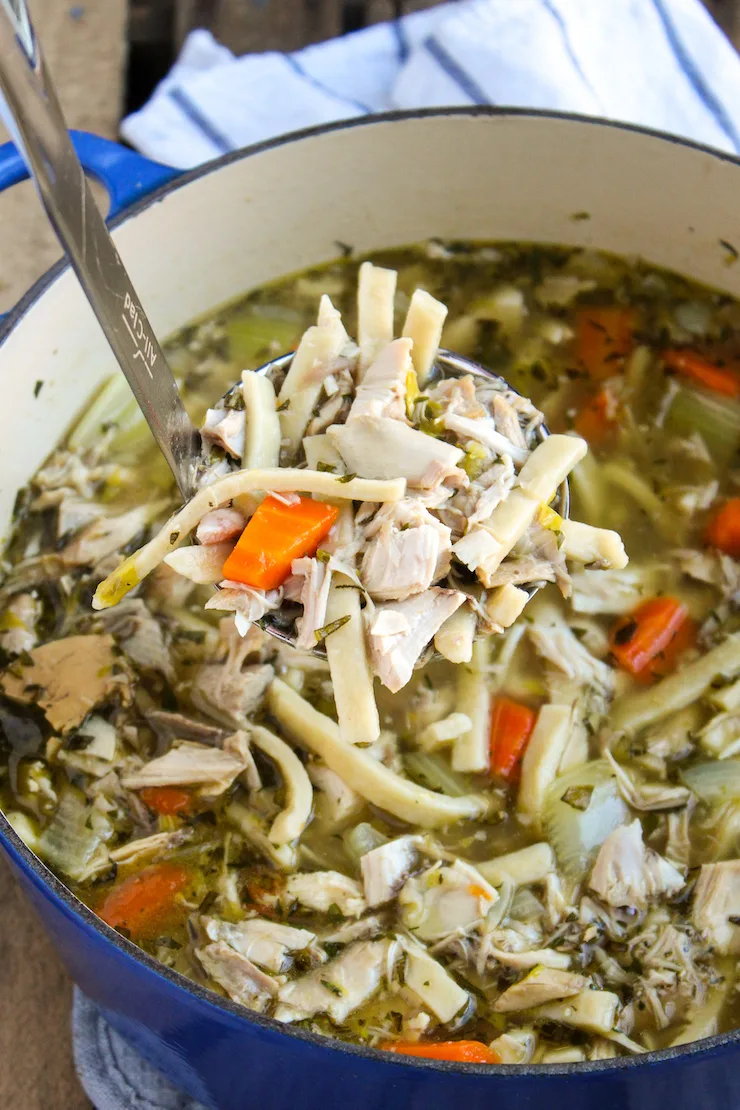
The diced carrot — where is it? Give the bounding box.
[380,1040,500,1064]
[489,696,537,782]
[139,786,192,816]
[573,389,617,445]
[706,497,740,557]
[575,306,635,380]
[610,597,695,684]
[98,862,192,939]
[222,494,339,591]
[662,349,740,397]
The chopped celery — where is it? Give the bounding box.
[601,461,681,542]
[404,751,474,798]
[343,822,388,861]
[68,374,141,451]
[666,384,740,466]
[226,313,301,367]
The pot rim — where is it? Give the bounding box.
[1,105,739,1078]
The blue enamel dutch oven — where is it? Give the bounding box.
[2,110,740,1109]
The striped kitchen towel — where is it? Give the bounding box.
[121,0,740,170]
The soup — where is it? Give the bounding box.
[1,241,740,1066]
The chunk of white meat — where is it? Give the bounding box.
[528,605,613,695]
[399,860,497,941]
[589,820,684,909]
[692,860,740,955]
[0,634,125,734]
[0,591,40,655]
[290,556,333,651]
[528,990,620,1036]
[559,520,628,570]
[493,967,590,1013]
[320,916,387,945]
[349,338,411,422]
[308,763,363,829]
[109,828,192,865]
[570,565,661,615]
[121,734,250,796]
[430,375,483,418]
[698,709,740,760]
[190,641,274,728]
[443,411,528,466]
[466,457,516,527]
[275,939,398,1022]
[367,588,465,693]
[284,871,367,918]
[195,508,246,546]
[492,394,527,450]
[357,262,396,374]
[61,503,160,568]
[362,499,452,581]
[202,916,315,973]
[328,415,464,490]
[361,835,418,907]
[205,583,281,635]
[399,935,469,1023]
[361,522,441,601]
[97,598,173,681]
[200,408,245,459]
[402,289,448,386]
[196,942,277,1011]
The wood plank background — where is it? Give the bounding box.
[1,1,739,1106]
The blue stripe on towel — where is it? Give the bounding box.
[541,0,599,101]
[168,87,233,153]
[651,0,740,152]
[393,18,409,63]
[424,36,490,105]
[284,53,372,113]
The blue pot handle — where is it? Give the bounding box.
[0,129,180,220]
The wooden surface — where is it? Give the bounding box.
[1,2,739,1108]
[0,6,126,1106]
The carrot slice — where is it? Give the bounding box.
[573,389,617,445]
[610,597,695,683]
[489,696,536,782]
[222,494,339,591]
[98,862,192,939]
[662,349,740,397]
[575,306,635,380]
[139,786,193,816]
[706,497,740,557]
[381,1040,500,1064]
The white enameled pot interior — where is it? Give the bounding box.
[2,111,740,540]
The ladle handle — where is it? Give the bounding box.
[0,0,199,498]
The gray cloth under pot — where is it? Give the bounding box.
[72,990,208,1110]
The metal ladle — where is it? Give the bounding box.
[0,0,566,654]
